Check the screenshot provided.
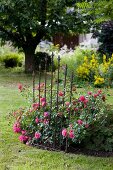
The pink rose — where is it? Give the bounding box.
[21,130,26,135]
[35,83,45,90]
[84,99,88,104]
[39,119,43,123]
[13,122,21,133]
[18,83,23,92]
[29,108,34,112]
[35,132,41,139]
[40,97,46,103]
[88,91,92,95]
[93,93,98,98]
[79,95,86,102]
[85,124,89,128]
[19,135,28,143]
[44,112,49,117]
[35,117,39,124]
[74,108,78,112]
[58,91,64,97]
[43,119,49,124]
[26,141,30,146]
[69,124,73,128]
[62,129,67,137]
[13,111,17,116]
[69,130,74,139]
[77,119,83,125]
[98,89,102,94]
[42,101,46,107]
[32,103,39,110]
[66,108,70,112]
[65,102,70,106]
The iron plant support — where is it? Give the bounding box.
[63,64,67,106]
[50,52,54,111]
[44,56,47,100]
[32,71,35,103]
[38,64,41,108]
[56,55,60,112]
[65,71,74,153]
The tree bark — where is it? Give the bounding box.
[23,30,45,73]
[24,47,36,73]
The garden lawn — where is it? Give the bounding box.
[0,70,113,170]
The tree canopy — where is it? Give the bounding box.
[77,0,113,24]
[77,0,113,57]
[0,0,86,72]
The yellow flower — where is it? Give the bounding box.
[103,55,106,62]
[84,56,88,62]
[94,76,104,85]
[77,65,90,79]
[90,54,99,70]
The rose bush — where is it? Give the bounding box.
[12,83,113,151]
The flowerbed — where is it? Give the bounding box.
[12,83,113,152]
[76,54,113,87]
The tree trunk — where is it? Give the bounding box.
[24,47,36,73]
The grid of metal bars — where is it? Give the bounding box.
[32,53,74,152]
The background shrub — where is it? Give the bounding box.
[81,107,113,151]
[53,47,97,84]
[1,52,24,68]
[34,52,56,71]
[97,21,113,59]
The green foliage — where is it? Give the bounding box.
[82,107,113,151]
[12,81,113,152]
[1,53,24,68]
[56,47,97,81]
[76,54,113,87]
[0,0,88,72]
[97,21,113,57]
[76,0,113,24]
[1,70,113,169]
[34,52,52,71]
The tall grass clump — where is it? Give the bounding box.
[53,46,97,82]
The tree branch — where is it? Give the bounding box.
[0,26,25,48]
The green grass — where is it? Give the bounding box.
[1,69,113,170]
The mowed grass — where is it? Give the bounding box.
[0,69,113,170]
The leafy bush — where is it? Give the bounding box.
[12,83,113,152]
[59,47,96,69]
[82,107,113,151]
[1,53,24,68]
[76,54,113,87]
[34,52,52,71]
[54,47,97,83]
[97,21,113,59]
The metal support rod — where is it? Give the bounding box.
[56,55,60,112]
[70,71,73,103]
[50,52,54,111]
[32,71,35,103]
[44,56,47,100]
[63,64,67,106]
[39,65,41,108]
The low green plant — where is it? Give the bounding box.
[82,107,113,151]
[1,52,24,68]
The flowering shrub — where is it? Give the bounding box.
[12,83,113,151]
[76,54,113,87]
[76,54,99,81]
